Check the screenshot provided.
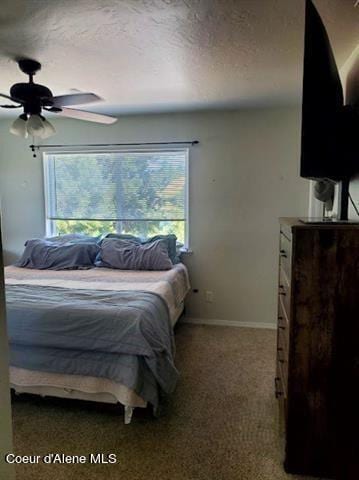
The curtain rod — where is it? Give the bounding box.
[30,140,199,151]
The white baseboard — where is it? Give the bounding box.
[181,317,276,330]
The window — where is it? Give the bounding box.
[43,149,189,245]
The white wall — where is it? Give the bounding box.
[0,108,308,326]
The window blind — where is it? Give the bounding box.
[45,150,187,222]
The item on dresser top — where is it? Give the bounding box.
[95,238,173,270]
[16,238,100,270]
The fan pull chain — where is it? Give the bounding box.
[31,138,37,158]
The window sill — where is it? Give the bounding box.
[180,247,193,255]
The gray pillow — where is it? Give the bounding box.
[141,234,179,264]
[103,233,180,263]
[103,233,142,243]
[95,238,173,270]
[46,233,101,244]
[16,239,100,270]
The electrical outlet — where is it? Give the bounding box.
[205,291,214,303]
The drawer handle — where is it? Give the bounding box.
[280,250,287,258]
[274,377,284,398]
[278,350,286,361]
[278,325,286,330]
[279,292,286,296]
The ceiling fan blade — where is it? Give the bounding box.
[51,93,102,107]
[0,93,23,105]
[0,104,22,108]
[55,107,117,124]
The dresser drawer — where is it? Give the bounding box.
[278,293,290,328]
[277,351,288,394]
[279,232,292,281]
[279,267,291,318]
[280,224,292,243]
[275,362,287,399]
[275,371,287,433]
[277,317,289,355]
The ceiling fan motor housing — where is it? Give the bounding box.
[10,83,53,114]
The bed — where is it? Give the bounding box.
[5,263,190,424]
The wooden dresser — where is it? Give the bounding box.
[275,218,359,479]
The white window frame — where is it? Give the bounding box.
[42,147,190,248]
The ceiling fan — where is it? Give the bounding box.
[0,59,117,139]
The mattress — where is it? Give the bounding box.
[6,264,189,406]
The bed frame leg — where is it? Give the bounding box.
[124,406,134,425]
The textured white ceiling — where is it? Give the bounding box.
[0,0,357,117]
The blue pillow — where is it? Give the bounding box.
[103,233,180,263]
[141,235,179,263]
[16,239,100,270]
[95,238,173,270]
[103,233,142,243]
[46,233,102,244]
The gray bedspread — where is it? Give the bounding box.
[6,284,179,409]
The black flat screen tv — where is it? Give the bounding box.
[300,0,358,219]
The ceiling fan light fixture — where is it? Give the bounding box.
[40,117,56,139]
[26,114,45,137]
[10,114,28,138]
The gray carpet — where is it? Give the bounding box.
[12,324,318,480]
